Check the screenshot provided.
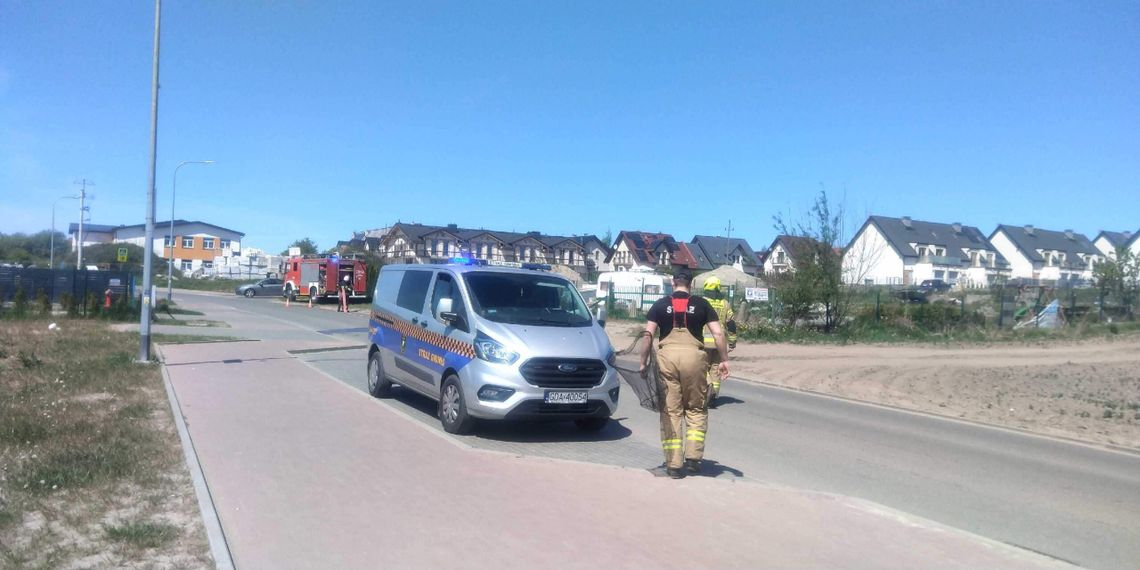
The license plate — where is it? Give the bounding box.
[544,390,588,405]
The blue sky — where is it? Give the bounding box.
[2,1,1138,253]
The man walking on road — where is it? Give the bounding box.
[641,270,730,479]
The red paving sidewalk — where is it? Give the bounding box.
[161,340,1066,569]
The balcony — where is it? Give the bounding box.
[918,255,963,266]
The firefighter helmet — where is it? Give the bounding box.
[703,276,722,292]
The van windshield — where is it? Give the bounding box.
[465,273,593,327]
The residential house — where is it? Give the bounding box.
[1093,230,1135,260]
[688,235,760,274]
[376,223,599,278]
[1128,231,1140,258]
[990,225,1103,283]
[68,219,243,273]
[842,216,1008,287]
[605,231,700,273]
[760,235,822,276]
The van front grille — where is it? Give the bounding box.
[519,358,606,388]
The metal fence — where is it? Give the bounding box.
[0,267,135,305]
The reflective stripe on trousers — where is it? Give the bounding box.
[656,328,709,469]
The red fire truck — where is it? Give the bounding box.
[281,254,369,302]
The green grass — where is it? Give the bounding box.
[152,333,245,344]
[104,520,179,549]
[0,319,209,566]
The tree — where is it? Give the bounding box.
[602,228,614,248]
[1094,248,1140,319]
[0,230,69,267]
[281,238,318,256]
[772,190,847,332]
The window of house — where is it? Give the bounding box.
[180,260,193,270]
[182,237,194,249]
[203,238,215,249]
[934,270,945,279]
[948,271,959,279]
[220,239,231,249]
[202,261,214,269]
[163,235,172,247]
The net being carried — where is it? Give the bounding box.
[613,331,662,412]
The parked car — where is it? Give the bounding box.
[367,259,618,434]
[235,278,284,297]
[918,279,952,293]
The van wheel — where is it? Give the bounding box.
[367,351,393,398]
[574,418,609,432]
[286,287,297,302]
[439,375,475,435]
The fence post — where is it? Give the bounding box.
[998,288,1005,328]
[1098,289,1105,322]
[875,289,881,321]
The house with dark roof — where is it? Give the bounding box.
[842,216,1008,287]
[688,235,759,274]
[68,219,244,273]
[1093,230,1135,260]
[760,235,822,276]
[605,231,700,273]
[990,225,1104,283]
[1128,231,1140,258]
[376,223,603,278]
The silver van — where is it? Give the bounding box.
[366,260,619,434]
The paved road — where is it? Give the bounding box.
[174,290,1140,569]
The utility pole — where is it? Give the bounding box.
[724,219,734,263]
[75,179,94,268]
[139,0,162,362]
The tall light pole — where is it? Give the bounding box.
[139,0,162,362]
[167,160,214,301]
[51,195,79,269]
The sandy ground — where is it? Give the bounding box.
[606,321,1140,450]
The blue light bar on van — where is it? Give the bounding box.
[449,257,488,266]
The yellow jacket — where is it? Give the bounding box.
[703,297,736,348]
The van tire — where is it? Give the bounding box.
[574,417,609,432]
[367,350,393,398]
[439,375,475,435]
[286,286,296,302]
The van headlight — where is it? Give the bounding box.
[474,331,519,365]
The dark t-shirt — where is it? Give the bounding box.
[646,291,718,342]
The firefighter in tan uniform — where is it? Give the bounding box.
[641,270,730,479]
[701,277,737,404]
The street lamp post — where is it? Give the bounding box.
[167,160,213,301]
[51,195,79,269]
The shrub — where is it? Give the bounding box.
[36,289,51,316]
[12,285,27,318]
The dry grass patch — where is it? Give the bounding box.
[0,319,211,568]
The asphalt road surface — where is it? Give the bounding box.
[175,290,1140,569]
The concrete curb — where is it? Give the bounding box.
[156,344,236,570]
[731,372,1140,457]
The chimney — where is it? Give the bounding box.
[951,222,962,234]
[901,216,912,229]
[1064,229,1075,241]
[1024,224,1035,236]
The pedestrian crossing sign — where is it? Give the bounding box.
[116,247,128,262]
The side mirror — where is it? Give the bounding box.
[596,305,607,328]
[435,297,458,324]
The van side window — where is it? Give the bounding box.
[376,269,403,304]
[396,270,433,313]
[430,273,469,331]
